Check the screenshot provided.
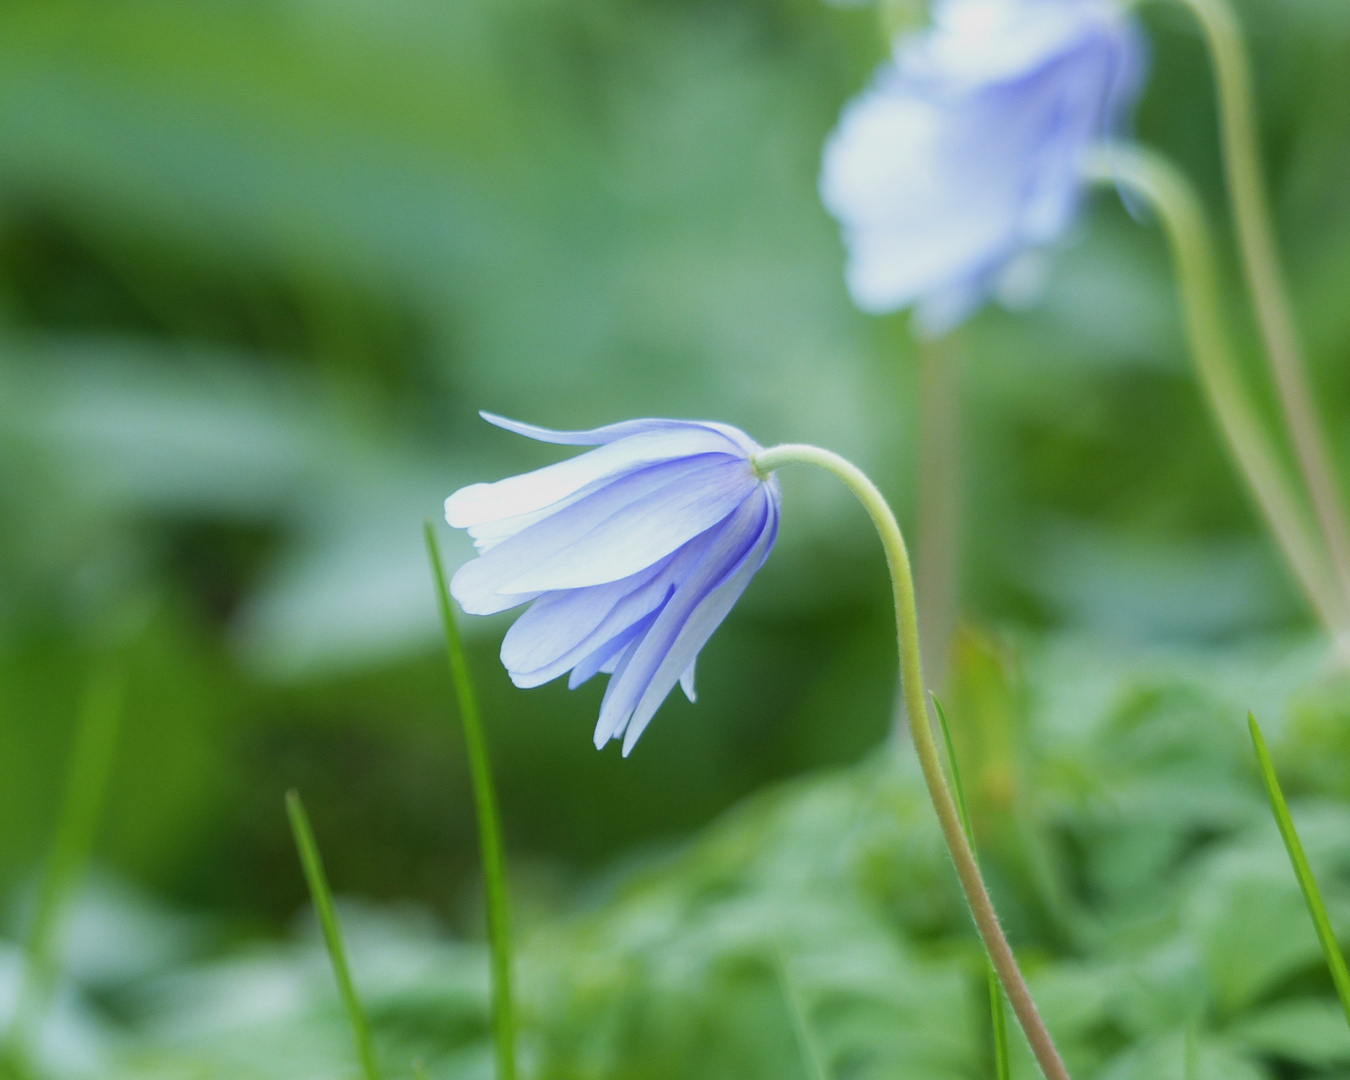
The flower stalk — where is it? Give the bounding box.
[1085,144,1350,644]
[914,334,963,694]
[1158,0,1350,614]
[753,443,1072,1080]
[934,696,1011,1080]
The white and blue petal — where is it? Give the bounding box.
[444,414,779,753]
[480,411,756,453]
[445,424,743,530]
[501,456,758,593]
[592,485,780,754]
[821,0,1144,329]
[567,615,655,690]
[501,535,713,687]
[616,497,776,754]
[450,453,756,612]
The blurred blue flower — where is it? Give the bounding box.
[446,413,780,755]
[820,0,1144,333]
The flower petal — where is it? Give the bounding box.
[450,454,743,613]
[821,0,1144,320]
[445,425,744,529]
[597,629,646,722]
[481,412,700,446]
[567,610,660,690]
[502,458,758,594]
[481,412,761,456]
[822,91,1023,313]
[679,661,697,703]
[913,0,1123,89]
[620,496,778,755]
[500,530,719,687]
[499,558,676,682]
[592,489,777,751]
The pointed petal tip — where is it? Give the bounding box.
[621,720,649,756]
[679,662,697,703]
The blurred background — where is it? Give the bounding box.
[3,0,1350,1076]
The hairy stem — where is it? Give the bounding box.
[934,697,1011,1080]
[1159,0,1350,615]
[754,444,1071,1080]
[1086,144,1350,643]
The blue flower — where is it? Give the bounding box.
[446,413,780,755]
[820,0,1144,332]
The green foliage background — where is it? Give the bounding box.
[2,0,1350,1076]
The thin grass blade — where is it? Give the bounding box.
[1248,712,1350,1031]
[775,944,829,1080]
[989,969,1010,1080]
[286,790,382,1080]
[424,521,517,1080]
[933,694,1010,1080]
[1,668,123,1078]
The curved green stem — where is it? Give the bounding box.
[1085,144,1350,644]
[1154,0,1350,614]
[752,444,1071,1080]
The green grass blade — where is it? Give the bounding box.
[412,1060,432,1080]
[424,521,517,1080]
[933,696,974,841]
[933,695,1010,1080]
[1,668,123,1079]
[1248,712,1350,1031]
[988,967,1010,1080]
[775,945,829,1080]
[286,790,382,1080]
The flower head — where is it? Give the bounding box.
[445,412,780,755]
[820,0,1145,332]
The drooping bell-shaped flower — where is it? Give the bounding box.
[820,0,1145,333]
[445,413,780,755]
